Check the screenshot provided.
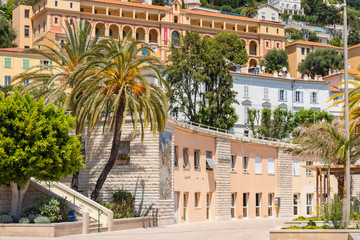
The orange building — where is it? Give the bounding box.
[13,0,286,67]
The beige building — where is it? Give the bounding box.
[256,4,281,22]
[285,40,343,79]
[0,48,52,87]
[349,43,360,70]
[12,0,286,67]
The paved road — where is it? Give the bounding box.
[0,217,289,240]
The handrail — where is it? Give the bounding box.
[45,181,112,232]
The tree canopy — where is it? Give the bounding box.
[260,49,289,73]
[0,16,17,48]
[298,48,344,78]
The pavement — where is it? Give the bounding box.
[0,217,290,240]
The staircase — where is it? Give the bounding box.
[31,179,113,234]
[349,233,360,240]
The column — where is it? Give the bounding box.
[133,9,136,18]
[92,5,95,14]
[146,11,149,20]
[212,20,214,28]
[200,18,202,27]
[158,12,160,21]
[246,24,248,32]
[106,6,108,15]
[223,22,226,30]
[119,8,122,17]
[235,23,237,31]
[145,33,149,43]
[277,149,293,217]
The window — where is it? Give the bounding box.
[22,58,30,69]
[183,148,188,168]
[183,193,187,221]
[59,38,66,45]
[4,75,11,86]
[244,85,249,98]
[43,21,45,32]
[243,193,248,218]
[195,192,200,208]
[272,14,276,21]
[172,31,180,46]
[266,27,268,33]
[24,9,30,18]
[243,156,249,173]
[206,193,211,219]
[4,57,11,68]
[264,87,269,99]
[194,150,200,169]
[24,80,30,84]
[55,17,58,24]
[255,157,262,174]
[301,47,305,55]
[306,161,313,176]
[206,151,216,170]
[41,60,51,70]
[117,141,130,165]
[294,91,303,103]
[293,160,300,176]
[307,48,310,54]
[278,89,287,102]
[174,146,178,167]
[276,28,279,34]
[266,41,269,48]
[277,43,279,48]
[70,2,73,8]
[24,25,30,37]
[268,193,274,217]
[231,193,236,218]
[310,92,318,104]
[231,155,236,172]
[81,142,86,162]
[55,1,58,6]
[293,194,299,215]
[306,193,312,215]
[38,24,40,33]
[268,158,274,175]
[261,12,265,20]
[256,193,261,217]
[174,16,178,23]
[70,19,73,25]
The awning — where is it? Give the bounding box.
[206,157,217,169]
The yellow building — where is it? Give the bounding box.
[0,48,52,87]
[12,0,286,67]
[285,40,343,79]
[349,43,360,70]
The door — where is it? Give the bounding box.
[183,193,187,222]
[293,194,299,216]
[206,193,211,220]
[174,192,179,223]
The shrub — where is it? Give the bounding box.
[22,204,41,216]
[305,225,322,229]
[330,196,344,229]
[285,226,303,229]
[105,189,135,219]
[322,225,333,229]
[306,220,316,227]
[34,216,51,224]
[27,214,38,223]
[40,198,62,223]
[19,217,30,224]
[112,189,134,208]
[293,216,306,221]
[0,214,13,223]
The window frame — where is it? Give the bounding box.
[243,156,249,173]
[255,157,262,174]
[293,160,301,176]
[231,193,236,218]
[183,148,189,168]
[4,57,11,68]
[194,150,200,170]
[306,161,313,176]
[306,193,312,215]
[4,75,11,86]
[243,193,248,218]
[174,146,179,167]
[231,155,237,172]
[194,192,200,208]
[256,193,261,217]
[267,158,274,175]
[268,193,274,217]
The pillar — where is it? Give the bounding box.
[235,23,237,31]
[212,20,214,28]
[92,5,95,14]
[277,149,293,217]
[200,18,202,27]
[133,9,136,18]
[146,11,149,20]
[106,6,108,15]
[119,8,122,17]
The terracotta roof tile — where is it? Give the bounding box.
[329,86,341,92]
[285,40,343,50]
[0,48,26,52]
[349,43,360,50]
[90,0,171,10]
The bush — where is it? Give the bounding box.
[105,189,135,219]
[27,214,38,223]
[0,214,13,223]
[330,196,344,229]
[306,220,316,227]
[34,216,51,224]
[293,216,306,221]
[19,217,30,224]
[40,198,62,223]
[285,226,303,229]
[22,204,41,216]
[322,225,332,229]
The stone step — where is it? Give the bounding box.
[89,222,104,228]
[89,227,108,234]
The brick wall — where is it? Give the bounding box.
[215,137,232,220]
[277,149,293,217]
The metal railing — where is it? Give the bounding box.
[45,181,104,232]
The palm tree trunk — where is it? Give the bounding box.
[71,127,82,191]
[335,174,344,198]
[90,93,126,201]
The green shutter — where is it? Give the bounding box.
[40,60,44,70]
[50,60,53,70]
[23,58,30,69]
[4,58,11,68]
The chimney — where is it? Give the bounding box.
[333,70,336,75]
[329,68,332,76]
[304,74,309,81]
[286,73,291,79]
[235,65,240,73]
[309,75,312,80]
[319,75,323,81]
[336,69,340,74]
[273,70,278,78]
[314,75,318,81]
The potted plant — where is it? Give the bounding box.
[116,153,130,165]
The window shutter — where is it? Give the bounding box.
[278,89,281,101]
[23,59,30,69]
[284,90,287,102]
[40,60,44,70]
[4,58,11,68]
[255,157,262,174]
[50,60,53,70]
[301,92,304,103]
[268,158,274,174]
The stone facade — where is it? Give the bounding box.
[215,137,232,220]
[276,149,293,217]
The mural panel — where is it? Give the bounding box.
[159,131,172,200]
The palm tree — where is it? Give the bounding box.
[13,19,102,190]
[70,37,169,201]
[287,119,360,218]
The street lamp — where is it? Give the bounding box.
[333,1,350,222]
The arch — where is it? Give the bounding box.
[95,22,105,37]
[249,40,257,56]
[249,58,258,68]
[149,28,159,43]
[171,30,180,46]
[174,15,178,23]
[135,27,145,41]
[122,25,133,40]
[109,24,119,39]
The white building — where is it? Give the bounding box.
[256,4,281,22]
[231,69,339,135]
[268,0,304,16]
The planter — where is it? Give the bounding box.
[0,221,83,237]
[270,229,360,240]
[116,159,128,165]
[112,216,153,231]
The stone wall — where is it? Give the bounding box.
[215,137,231,220]
[277,149,293,217]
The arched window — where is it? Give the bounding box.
[174,16,178,23]
[109,29,113,37]
[172,31,180,46]
[175,4,178,11]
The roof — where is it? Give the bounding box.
[182,9,285,25]
[340,68,360,75]
[89,0,171,10]
[349,43,360,50]
[329,86,341,92]
[285,40,343,50]
[303,165,360,175]
[258,3,280,12]
[0,48,26,53]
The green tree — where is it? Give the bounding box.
[298,48,344,78]
[0,91,84,218]
[348,29,360,47]
[293,109,334,126]
[329,36,342,47]
[281,12,290,21]
[152,0,165,6]
[70,37,168,201]
[14,20,102,191]
[260,49,289,73]
[0,16,17,48]
[288,29,319,43]
[3,0,39,19]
